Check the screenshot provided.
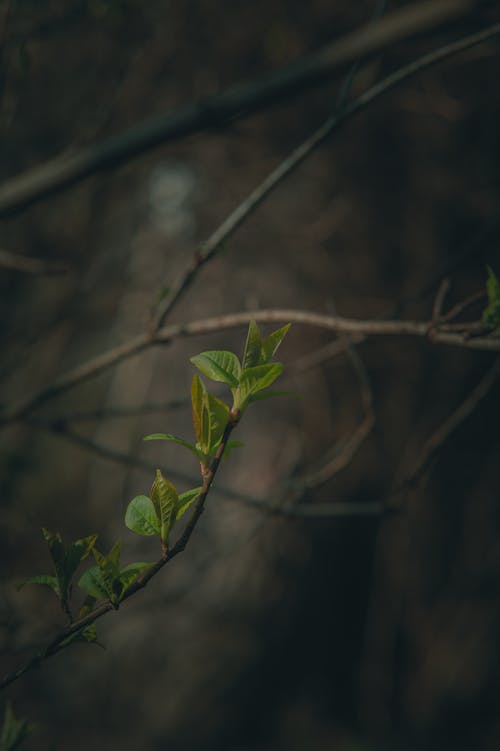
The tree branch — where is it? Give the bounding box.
[2,307,499,426]
[0,0,487,216]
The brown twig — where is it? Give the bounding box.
[2,308,499,427]
[0,409,242,692]
[151,17,500,329]
[407,357,500,486]
[0,0,482,216]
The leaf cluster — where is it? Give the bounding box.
[19,321,290,651]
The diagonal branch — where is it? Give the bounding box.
[151,17,500,328]
[0,0,487,216]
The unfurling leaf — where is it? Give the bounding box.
[261,323,291,361]
[151,470,178,545]
[235,363,283,409]
[190,351,241,388]
[242,320,263,369]
[20,530,97,611]
[125,496,161,536]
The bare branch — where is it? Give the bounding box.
[2,308,498,426]
[0,249,68,275]
[152,16,500,328]
[0,1,488,216]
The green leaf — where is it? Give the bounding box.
[482,266,500,334]
[125,496,161,536]
[191,374,209,454]
[176,487,202,520]
[63,535,98,592]
[261,323,291,361]
[144,433,205,461]
[235,363,283,409]
[118,562,152,594]
[242,320,263,369]
[190,351,241,388]
[78,566,108,600]
[18,575,60,597]
[151,470,178,544]
[221,439,245,461]
[92,541,122,602]
[0,702,32,751]
[205,392,230,452]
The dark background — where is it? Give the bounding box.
[1,2,500,749]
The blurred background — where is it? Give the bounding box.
[1,1,500,749]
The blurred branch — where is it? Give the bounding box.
[407,357,500,485]
[0,0,489,216]
[0,249,68,275]
[151,0,388,329]
[2,306,499,426]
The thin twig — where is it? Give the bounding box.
[0,409,241,692]
[151,0,388,329]
[408,357,500,485]
[0,0,480,216]
[3,308,499,426]
[0,249,68,275]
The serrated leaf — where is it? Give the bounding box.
[236,363,283,409]
[261,323,291,361]
[143,433,206,461]
[18,574,60,597]
[0,702,32,751]
[242,320,262,369]
[151,470,178,544]
[176,487,202,520]
[190,351,241,388]
[125,496,161,536]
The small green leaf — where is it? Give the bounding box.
[190,351,241,388]
[236,363,283,409]
[125,496,161,536]
[191,374,209,454]
[118,562,152,594]
[18,575,60,597]
[0,702,32,751]
[176,487,202,520]
[151,470,178,544]
[78,566,108,600]
[205,392,230,452]
[221,439,245,461]
[242,320,263,369]
[261,323,291,361]
[92,541,122,602]
[144,433,206,461]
